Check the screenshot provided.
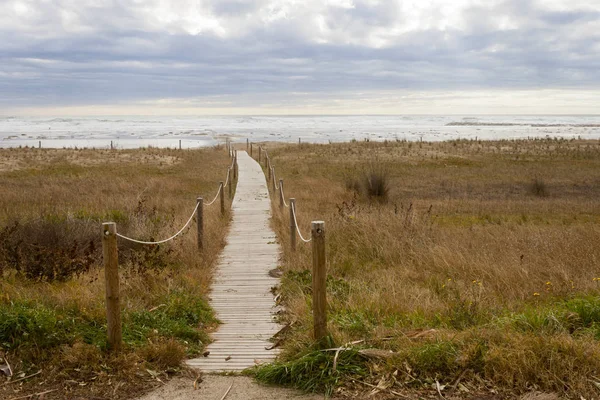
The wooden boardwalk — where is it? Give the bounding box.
[187,150,281,372]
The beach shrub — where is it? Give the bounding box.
[343,164,390,202]
[529,177,549,197]
[0,219,98,281]
[364,168,389,201]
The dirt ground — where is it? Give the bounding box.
[137,375,325,400]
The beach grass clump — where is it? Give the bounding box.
[262,138,600,397]
[530,177,549,197]
[344,163,390,202]
[254,348,368,395]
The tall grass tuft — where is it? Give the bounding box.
[364,167,389,201]
[344,163,390,202]
[530,177,549,197]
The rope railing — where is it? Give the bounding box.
[291,203,312,243]
[205,183,223,206]
[101,143,240,351]
[115,169,227,245]
[254,144,313,247]
[116,202,200,245]
[251,143,328,344]
[280,184,289,208]
[223,168,231,188]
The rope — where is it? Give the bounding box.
[280,184,289,208]
[114,158,231,245]
[116,202,200,245]
[291,203,312,243]
[273,170,279,190]
[205,183,222,206]
[223,167,230,188]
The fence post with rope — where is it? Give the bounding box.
[102,222,122,352]
[219,181,225,215]
[289,198,296,252]
[267,158,271,181]
[234,151,238,180]
[311,221,327,344]
[197,197,203,250]
[271,166,276,191]
[227,169,232,199]
[279,179,284,208]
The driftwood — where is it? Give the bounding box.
[358,349,396,360]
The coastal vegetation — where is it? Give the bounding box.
[0,147,232,399]
[258,138,600,398]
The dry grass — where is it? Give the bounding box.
[258,138,600,398]
[0,146,234,399]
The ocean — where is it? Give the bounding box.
[1,115,599,149]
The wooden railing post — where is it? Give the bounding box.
[250,143,253,157]
[102,222,122,352]
[246,138,249,151]
[234,151,238,180]
[289,198,296,252]
[311,221,327,344]
[228,169,232,199]
[179,139,182,150]
[271,166,276,191]
[279,179,284,208]
[220,181,225,216]
[197,197,203,250]
[267,159,271,181]
[258,146,262,163]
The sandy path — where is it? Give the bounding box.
[137,376,325,400]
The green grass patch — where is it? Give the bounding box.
[0,291,215,359]
[253,348,368,395]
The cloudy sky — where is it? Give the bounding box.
[1,0,599,115]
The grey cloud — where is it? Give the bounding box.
[0,0,599,108]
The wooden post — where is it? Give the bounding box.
[246,138,249,151]
[196,197,203,250]
[279,179,284,208]
[271,166,276,191]
[110,140,113,150]
[311,221,327,344]
[228,169,232,199]
[102,222,122,352]
[289,198,296,252]
[250,143,253,157]
[234,151,238,180]
[220,181,225,216]
[258,146,262,163]
[38,141,41,149]
[179,139,182,150]
[299,137,301,145]
[267,160,271,181]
